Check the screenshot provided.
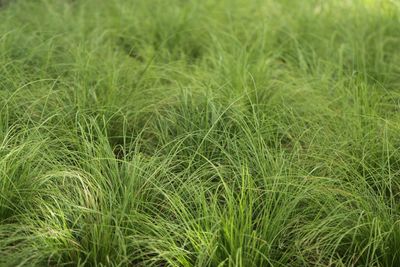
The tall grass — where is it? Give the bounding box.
[1,0,400,266]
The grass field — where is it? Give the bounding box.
[1,0,400,266]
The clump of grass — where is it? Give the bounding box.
[1,0,400,266]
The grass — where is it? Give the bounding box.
[0,0,400,266]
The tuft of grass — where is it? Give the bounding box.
[1,0,400,266]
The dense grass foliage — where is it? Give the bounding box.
[1,0,400,266]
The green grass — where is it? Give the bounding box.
[1,0,400,266]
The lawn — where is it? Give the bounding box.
[1,0,400,266]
